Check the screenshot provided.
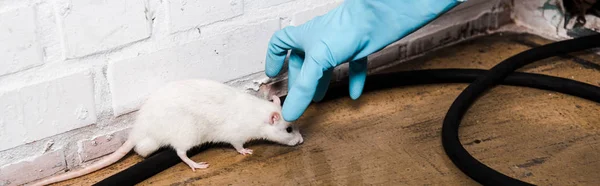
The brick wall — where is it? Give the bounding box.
[0,0,513,185]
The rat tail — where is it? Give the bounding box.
[29,139,136,186]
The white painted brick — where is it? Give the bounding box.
[79,128,130,162]
[0,7,43,76]
[168,0,243,33]
[57,0,151,58]
[107,19,280,116]
[253,0,295,9]
[290,2,341,26]
[0,150,65,186]
[0,71,97,151]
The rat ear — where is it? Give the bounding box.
[268,112,280,125]
[271,95,281,107]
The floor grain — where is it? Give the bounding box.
[51,32,600,186]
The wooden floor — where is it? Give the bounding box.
[51,32,600,186]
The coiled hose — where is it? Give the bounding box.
[94,33,600,186]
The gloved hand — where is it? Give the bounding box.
[265,0,465,121]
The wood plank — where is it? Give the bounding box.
[52,32,600,186]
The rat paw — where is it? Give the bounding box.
[237,148,253,155]
[186,162,209,171]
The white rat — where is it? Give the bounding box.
[31,78,304,186]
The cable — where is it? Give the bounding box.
[94,35,600,185]
[441,33,600,186]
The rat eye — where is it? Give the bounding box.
[286,126,293,133]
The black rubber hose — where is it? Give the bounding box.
[94,69,600,185]
[441,33,600,186]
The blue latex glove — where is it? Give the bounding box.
[265,0,465,121]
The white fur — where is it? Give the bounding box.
[31,79,303,186]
